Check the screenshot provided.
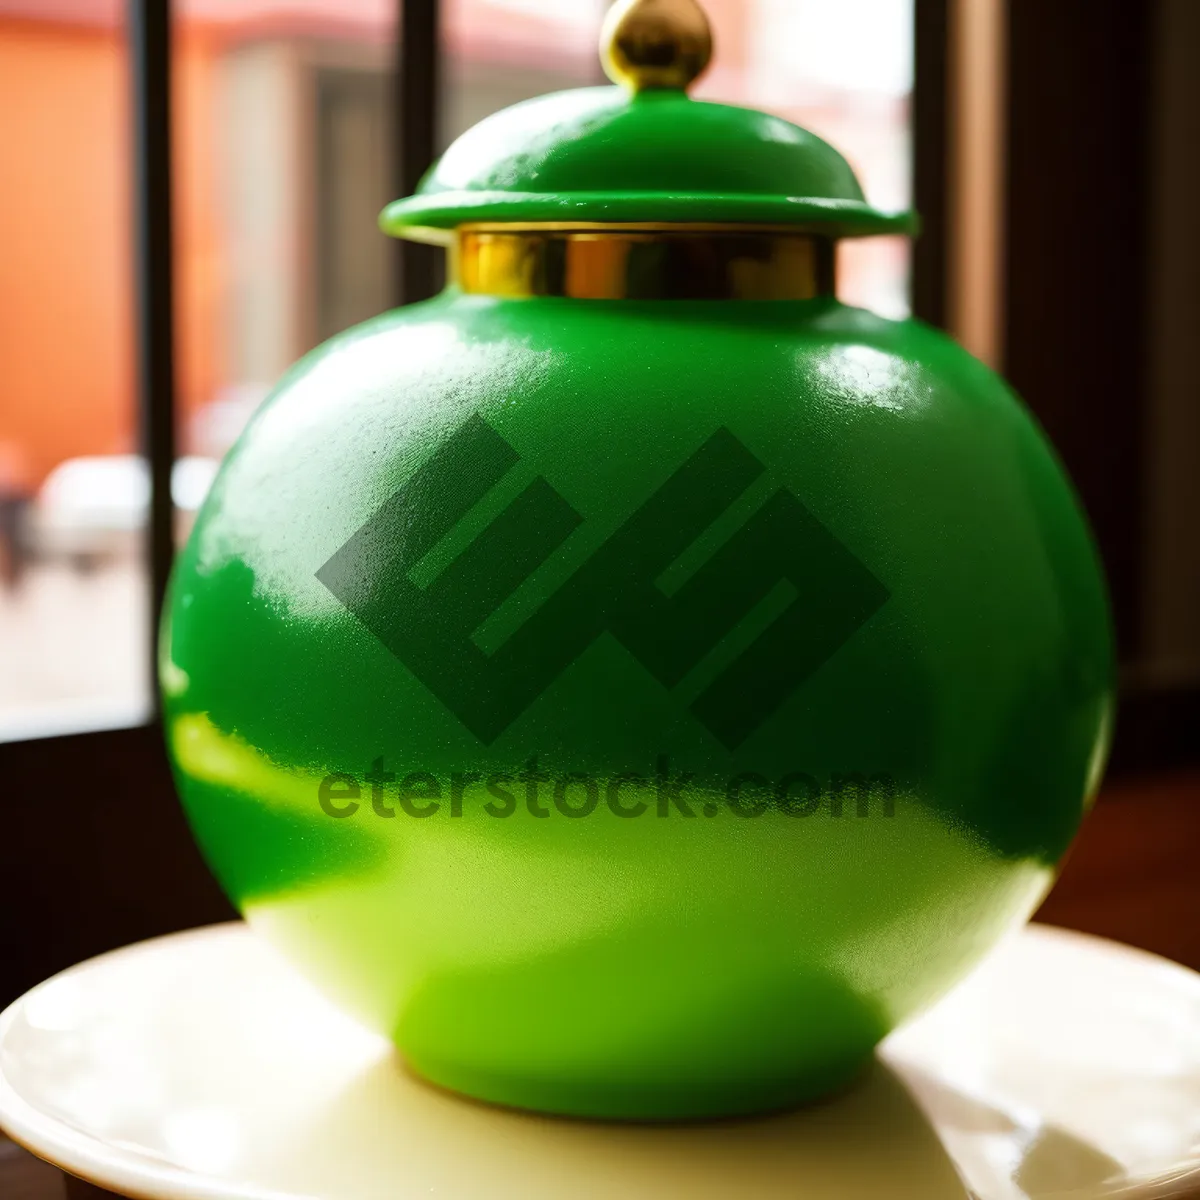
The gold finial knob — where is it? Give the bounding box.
[601,0,713,94]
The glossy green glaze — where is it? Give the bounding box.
[163,291,1113,1119]
[381,88,915,238]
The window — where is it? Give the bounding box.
[0,0,973,747]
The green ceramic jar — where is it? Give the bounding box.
[162,0,1113,1120]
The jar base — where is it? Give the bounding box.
[401,1049,875,1122]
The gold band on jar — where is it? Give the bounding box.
[452,225,836,300]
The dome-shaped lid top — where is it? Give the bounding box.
[382,0,915,243]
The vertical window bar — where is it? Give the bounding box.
[1003,0,1150,656]
[130,0,177,711]
[912,0,949,329]
[393,0,441,305]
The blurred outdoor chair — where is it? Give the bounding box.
[28,455,219,570]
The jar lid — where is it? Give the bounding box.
[381,0,916,243]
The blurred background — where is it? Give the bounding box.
[0,0,912,738]
[0,0,1196,1013]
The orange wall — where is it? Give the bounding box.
[0,19,222,489]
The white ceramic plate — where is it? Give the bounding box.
[1,923,1198,1200]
